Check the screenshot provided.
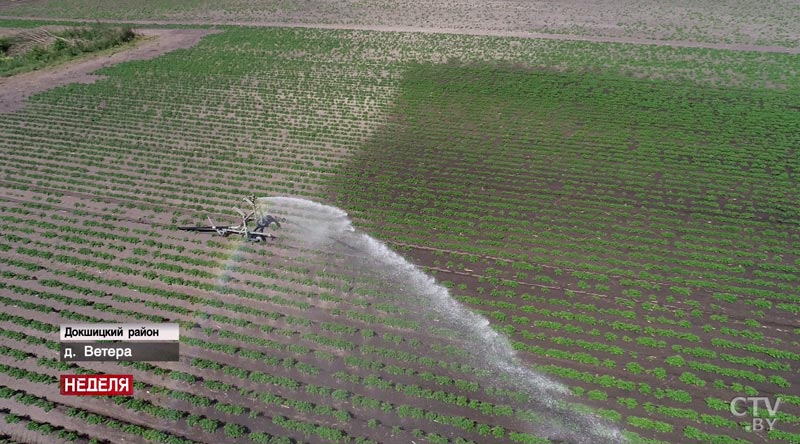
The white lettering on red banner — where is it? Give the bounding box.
[60,374,133,396]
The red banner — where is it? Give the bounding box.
[60,374,133,396]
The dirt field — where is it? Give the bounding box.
[1,0,799,48]
[0,28,215,113]
[2,16,799,55]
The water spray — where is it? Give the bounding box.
[256,196,625,444]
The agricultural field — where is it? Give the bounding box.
[0,14,799,444]
[1,0,800,48]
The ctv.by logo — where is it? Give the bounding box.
[730,397,782,432]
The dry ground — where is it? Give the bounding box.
[2,16,799,55]
[1,0,799,48]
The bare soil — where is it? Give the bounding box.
[1,0,798,49]
[0,28,216,113]
[2,16,798,54]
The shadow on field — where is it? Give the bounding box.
[324,59,800,444]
